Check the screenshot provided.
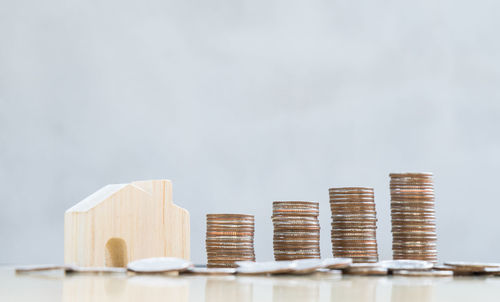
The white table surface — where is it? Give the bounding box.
[2,266,500,302]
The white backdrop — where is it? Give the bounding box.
[1,0,500,264]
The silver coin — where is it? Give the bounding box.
[444,261,500,269]
[236,260,295,275]
[392,270,452,277]
[379,260,433,270]
[183,267,236,275]
[127,257,192,273]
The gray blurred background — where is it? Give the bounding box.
[1,0,500,265]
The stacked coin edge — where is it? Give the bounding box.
[272,201,321,261]
[206,214,256,268]
[329,187,379,263]
[390,173,437,262]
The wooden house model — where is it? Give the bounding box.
[64,179,190,267]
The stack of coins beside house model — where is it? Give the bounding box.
[62,173,437,270]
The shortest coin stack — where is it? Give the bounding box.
[206,214,255,268]
[272,201,321,261]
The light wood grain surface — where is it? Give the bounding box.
[3,267,500,302]
[64,180,190,267]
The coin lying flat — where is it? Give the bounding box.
[127,257,192,273]
[433,266,473,275]
[313,268,343,277]
[392,270,453,277]
[379,260,433,271]
[289,259,325,274]
[236,260,295,275]
[16,264,128,274]
[321,258,353,269]
[343,263,388,275]
[432,265,453,270]
[66,266,127,274]
[343,268,388,275]
[183,267,236,275]
[15,264,66,273]
[483,267,500,275]
[443,262,500,273]
[444,261,500,268]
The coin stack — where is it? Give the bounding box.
[272,201,321,261]
[206,214,255,268]
[390,173,437,262]
[329,187,379,263]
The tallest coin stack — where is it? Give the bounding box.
[390,173,437,262]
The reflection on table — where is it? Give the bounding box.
[390,277,434,302]
[62,274,189,302]
[271,276,320,302]
[205,276,252,302]
[4,268,500,302]
[330,276,379,302]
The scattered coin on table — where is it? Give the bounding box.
[322,257,353,269]
[443,262,500,273]
[379,259,433,271]
[343,263,388,275]
[66,265,127,274]
[392,270,453,277]
[183,267,236,275]
[289,259,325,274]
[127,257,192,273]
[236,260,295,275]
[15,264,66,273]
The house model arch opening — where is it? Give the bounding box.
[64,179,190,267]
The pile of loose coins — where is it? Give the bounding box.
[206,214,255,268]
[329,187,379,263]
[272,201,321,260]
[390,173,437,262]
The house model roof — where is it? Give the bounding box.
[66,184,128,212]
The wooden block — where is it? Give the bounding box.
[64,180,190,267]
